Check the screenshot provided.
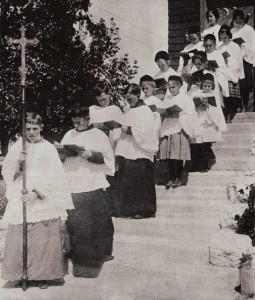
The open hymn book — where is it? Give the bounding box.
[157,105,183,116]
[102,120,122,129]
[55,144,85,156]
[193,96,217,108]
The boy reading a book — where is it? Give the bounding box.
[153,51,177,100]
[159,76,202,188]
[90,81,123,150]
[60,104,115,278]
[190,73,227,172]
[139,75,163,140]
[115,84,158,219]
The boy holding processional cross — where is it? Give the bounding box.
[1,112,74,289]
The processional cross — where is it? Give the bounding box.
[8,25,39,291]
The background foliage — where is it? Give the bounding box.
[0,0,138,153]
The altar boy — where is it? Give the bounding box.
[1,112,74,289]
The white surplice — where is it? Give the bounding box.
[160,93,202,141]
[2,139,74,227]
[61,127,115,193]
[231,24,255,66]
[89,104,124,150]
[218,41,245,82]
[115,104,158,162]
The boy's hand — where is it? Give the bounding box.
[79,150,92,159]
[93,123,104,129]
[20,191,38,204]
[59,151,67,160]
[121,126,128,133]
[201,98,209,108]
[19,151,27,162]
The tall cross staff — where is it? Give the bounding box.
[8,25,38,291]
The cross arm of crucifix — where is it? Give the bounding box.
[7,25,39,85]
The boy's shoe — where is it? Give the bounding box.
[100,255,114,263]
[165,180,174,189]
[172,179,182,188]
[132,215,143,219]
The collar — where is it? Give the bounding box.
[75,124,93,132]
[26,137,44,144]
[132,99,145,108]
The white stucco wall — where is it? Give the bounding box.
[90,0,169,83]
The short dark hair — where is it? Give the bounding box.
[206,9,220,21]
[168,75,183,86]
[232,9,245,22]
[139,75,156,88]
[68,104,89,118]
[192,51,207,64]
[93,81,110,96]
[204,34,216,43]
[188,26,200,35]
[154,51,170,62]
[124,84,141,96]
[26,112,43,126]
[218,24,232,40]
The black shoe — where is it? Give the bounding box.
[132,214,143,219]
[165,180,174,190]
[172,179,182,188]
[100,255,114,263]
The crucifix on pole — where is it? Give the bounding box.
[8,24,39,291]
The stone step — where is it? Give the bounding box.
[113,218,221,242]
[114,233,209,260]
[210,157,255,171]
[157,172,238,187]
[158,202,227,212]
[216,133,252,146]
[156,187,226,198]
[223,123,255,135]
[0,270,238,300]
[182,170,243,185]
[232,112,255,123]
[97,262,239,300]
[211,146,251,158]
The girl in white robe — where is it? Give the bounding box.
[202,9,222,47]
[153,51,178,100]
[190,73,227,171]
[218,24,244,121]
[159,76,202,188]
[204,34,229,100]
[115,84,158,218]
[231,9,255,111]
[178,26,204,76]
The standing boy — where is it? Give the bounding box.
[1,112,74,288]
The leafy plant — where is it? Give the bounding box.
[0,0,138,152]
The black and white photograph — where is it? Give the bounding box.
[0,0,255,299]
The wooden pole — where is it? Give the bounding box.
[8,25,38,291]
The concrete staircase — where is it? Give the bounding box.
[1,113,255,300]
[210,112,255,171]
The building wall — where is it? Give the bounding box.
[168,0,200,70]
[90,0,169,83]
